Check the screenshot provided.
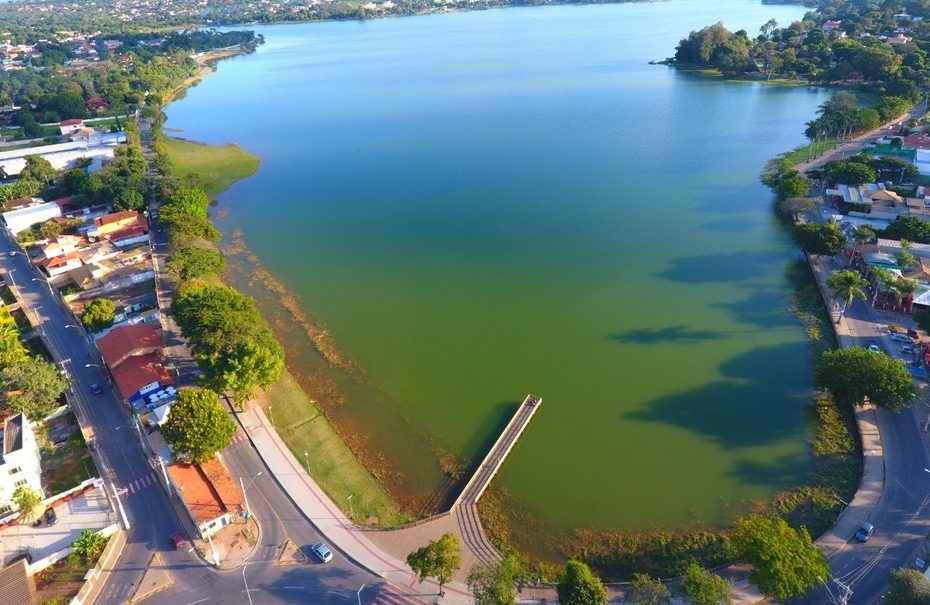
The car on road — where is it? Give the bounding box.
[170,533,187,550]
[43,507,57,526]
[868,343,881,352]
[855,521,874,542]
[902,346,916,355]
[89,383,103,395]
[310,542,333,563]
[891,333,914,343]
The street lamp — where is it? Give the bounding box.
[239,472,263,516]
[357,584,365,605]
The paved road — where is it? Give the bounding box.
[797,259,930,605]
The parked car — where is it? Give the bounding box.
[868,343,881,352]
[891,333,914,343]
[901,346,916,355]
[310,542,333,563]
[43,507,57,526]
[89,383,103,395]
[170,533,187,550]
[855,521,874,542]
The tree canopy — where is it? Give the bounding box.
[732,514,829,600]
[406,533,461,597]
[160,388,236,463]
[1,356,70,419]
[166,245,226,281]
[12,485,43,523]
[822,158,876,185]
[792,223,846,256]
[467,555,525,605]
[20,155,56,183]
[815,347,920,412]
[761,159,811,200]
[629,573,671,605]
[826,269,869,317]
[81,298,116,332]
[557,560,608,605]
[680,563,732,605]
[886,568,930,605]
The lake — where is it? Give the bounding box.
[166,0,831,547]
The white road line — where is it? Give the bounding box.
[185,599,210,605]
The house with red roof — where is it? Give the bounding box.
[96,324,173,401]
[85,97,108,111]
[36,251,82,277]
[167,458,244,538]
[58,118,84,136]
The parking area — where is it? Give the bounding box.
[0,487,115,567]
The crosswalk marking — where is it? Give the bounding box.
[125,472,157,495]
[371,586,427,604]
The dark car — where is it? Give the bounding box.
[170,533,187,550]
[44,507,58,526]
[855,521,874,542]
[89,383,103,395]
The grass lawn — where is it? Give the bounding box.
[164,137,259,198]
[42,427,95,495]
[783,137,839,165]
[257,369,412,526]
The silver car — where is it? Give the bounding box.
[310,542,333,563]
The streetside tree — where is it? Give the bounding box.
[826,269,869,318]
[814,347,920,412]
[161,388,237,464]
[0,306,27,367]
[406,533,461,597]
[166,245,226,281]
[557,560,608,605]
[680,563,733,605]
[467,554,525,605]
[823,158,876,185]
[776,197,818,219]
[885,568,930,605]
[72,529,108,560]
[1,356,71,419]
[629,573,671,605]
[792,223,846,256]
[732,514,830,600]
[81,298,116,332]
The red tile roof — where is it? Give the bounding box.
[167,458,244,524]
[37,251,81,269]
[97,324,163,368]
[110,352,172,400]
[903,133,930,149]
[1,197,34,211]
[85,97,108,109]
[106,224,148,243]
[59,118,83,126]
[94,211,138,228]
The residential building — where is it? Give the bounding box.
[58,118,83,136]
[0,558,34,605]
[166,458,244,538]
[41,234,83,259]
[97,324,173,403]
[0,414,43,514]
[0,197,38,212]
[85,97,108,111]
[97,323,164,366]
[88,211,144,239]
[36,251,83,277]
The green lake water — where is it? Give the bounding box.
[165,1,833,540]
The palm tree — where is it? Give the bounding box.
[827,269,870,318]
[852,225,876,256]
[893,277,920,307]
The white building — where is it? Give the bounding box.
[1,201,62,234]
[0,414,43,515]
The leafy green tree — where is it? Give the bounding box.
[557,560,608,605]
[72,529,107,560]
[172,284,265,356]
[0,307,27,367]
[792,223,846,256]
[200,338,284,402]
[20,155,56,183]
[161,388,236,464]
[112,189,144,211]
[82,298,116,332]
[12,485,43,524]
[777,197,817,218]
[815,347,920,412]
[406,533,461,597]
[166,246,226,281]
[882,217,930,244]
[1,356,70,419]
[629,573,671,605]
[680,563,732,605]
[886,568,930,605]
[467,555,525,605]
[732,515,829,600]
[826,270,869,318]
[823,159,876,185]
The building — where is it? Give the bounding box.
[88,211,143,239]
[167,458,244,538]
[0,414,43,515]
[97,323,164,367]
[1,201,62,235]
[0,197,38,212]
[58,118,84,136]
[97,324,173,403]
[85,97,108,111]
[36,251,82,277]
[0,558,35,605]
[41,234,83,259]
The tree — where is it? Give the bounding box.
[166,246,226,281]
[680,563,732,605]
[160,388,236,464]
[915,307,930,334]
[629,573,671,605]
[72,529,107,559]
[406,533,461,597]
[557,560,608,605]
[886,568,930,605]
[826,270,869,318]
[792,223,846,256]
[0,307,27,367]
[732,515,829,600]
[112,189,144,211]
[815,347,920,412]
[882,216,930,244]
[12,485,43,524]
[1,356,70,419]
[823,159,876,185]
[467,555,525,605]
[81,298,116,332]
[200,338,284,402]
[20,155,56,183]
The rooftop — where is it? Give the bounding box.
[0,558,33,605]
[110,352,172,400]
[94,210,138,228]
[97,323,164,368]
[1,413,24,461]
[167,458,244,524]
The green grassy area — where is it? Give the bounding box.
[42,428,94,495]
[164,137,259,197]
[783,138,839,165]
[261,369,412,526]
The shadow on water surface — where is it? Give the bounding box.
[608,325,727,344]
[728,450,812,487]
[625,343,810,450]
[657,250,784,284]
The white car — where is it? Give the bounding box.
[310,542,333,563]
[868,344,881,353]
